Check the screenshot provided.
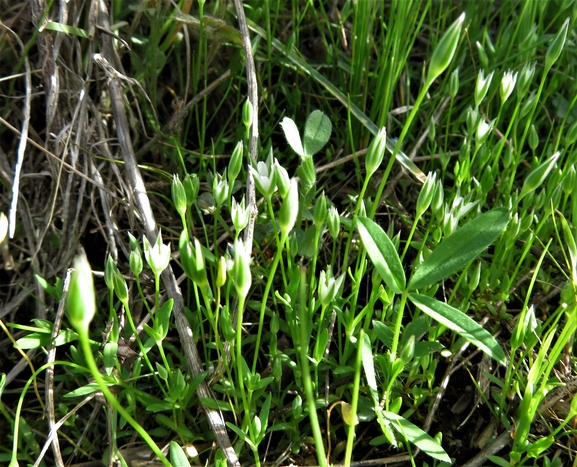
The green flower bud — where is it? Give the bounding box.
[503,144,514,169]
[130,249,143,277]
[519,152,560,201]
[565,121,577,146]
[366,127,387,178]
[228,141,243,184]
[545,17,569,72]
[183,173,200,207]
[313,193,327,228]
[275,160,291,198]
[212,173,229,209]
[113,268,128,304]
[297,156,316,195]
[475,120,493,150]
[231,239,252,300]
[520,91,537,119]
[466,107,480,137]
[431,179,444,215]
[143,231,171,278]
[474,70,494,108]
[231,196,250,233]
[358,200,367,218]
[480,164,495,194]
[469,260,481,292]
[426,12,465,85]
[416,172,437,219]
[179,231,208,287]
[127,232,142,254]
[400,335,416,366]
[517,62,536,100]
[242,97,253,130]
[327,206,340,240]
[500,70,518,104]
[318,268,345,308]
[563,165,576,196]
[428,117,436,142]
[279,178,299,237]
[67,252,96,333]
[475,41,489,69]
[528,124,539,151]
[104,254,116,291]
[545,183,563,216]
[172,174,187,220]
[449,68,460,98]
[216,256,227,288]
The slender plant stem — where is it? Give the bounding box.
[344,329,364,467]
[298,266,327,467]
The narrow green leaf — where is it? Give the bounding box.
[303,110,332,157]
[45,21,89,38]
[409,208,509,290]
[280,117,305,158]
[384,411,451,462]
[361,333,378,400]
[170,441,192,467]
[408,293,506,364]
[356,216,406,294]
[226,422,257,450]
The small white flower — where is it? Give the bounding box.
[249,160,276,199]
[231,197,250,233]
[474,70,494,107]
[500,69,518,104]
[143,231,171,277]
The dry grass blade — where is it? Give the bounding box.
[0,23,31,240]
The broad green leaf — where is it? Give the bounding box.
[409,207,509,290]
[356,216,405,294]
[408,293,506,364]
[247,19,425,182]
[170,441,192,467]
[280,117,305,158]
[372,320,393,348]
[384,411,451,462]
[303,110,332,157]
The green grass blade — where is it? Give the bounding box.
[408,293,506,364]
[246,18,425,182]
[408,208,509,290]
[356,216,406,294]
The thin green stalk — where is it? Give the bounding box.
[251,233,286,373]
[123,301,168,397]
[235,294,251,429]
[390,290,409,360]
[298,266,327,467]
[344,329,364,467]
